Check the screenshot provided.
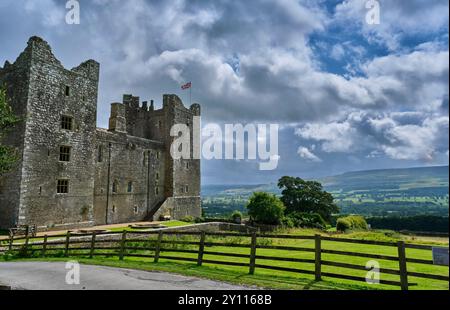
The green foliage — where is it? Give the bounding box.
[283,212,326,229]
[230,210,243,224]
[337,215,368,232]
[367,215,449,233]
[180,216,196,223]
[246,192,285,225]
[278,176,339,223]
[0,86,20,175]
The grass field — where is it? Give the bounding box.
[3,228,448,290]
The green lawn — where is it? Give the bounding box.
[3,228,448,291]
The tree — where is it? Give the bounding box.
[246,192,285,225]
[278,176,339,223]
[0,86,20,175]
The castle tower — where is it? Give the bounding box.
[0,37,99,229]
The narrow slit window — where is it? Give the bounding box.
[143,151,148,166]
[98,145,103,162]
[65,86,70,96]
[57,180,69,194]
[112,181,118,193]
[127,181,133,193]
[59,146,71,162]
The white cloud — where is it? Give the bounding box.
[296,112,449,162]
[333,0,449,51]
[298,146,322,162]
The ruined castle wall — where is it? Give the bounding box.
[0,50,31,229]
[16,37,99,229]
[94,129,166,225]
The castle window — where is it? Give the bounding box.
[61,115,73,131]
[143,151,148,166]
[112,181,118,193]
[112,205,116,213]
[65,86,70,96]
[57,180,69,194]
[156,151,161,160]
[133,206,138,214]
[155,187,159,195]
[59,146,71,162]
[186,162,190,169]
[185,185,189,193]
[98,146,103,162]
[156,172,160,180]
[158,120,162,128]
[127,181,133,193]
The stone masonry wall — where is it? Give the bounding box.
[0,37,202,229]
[18,37,99,229]
[93,129,166,225]
[0,43,31,228]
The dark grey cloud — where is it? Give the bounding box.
[0,0,448,182]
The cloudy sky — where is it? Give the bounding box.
[0,0,448,184]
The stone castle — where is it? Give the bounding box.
[0,36,201,230]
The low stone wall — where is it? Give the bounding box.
[162,222,257,234]
[153,196,201,221]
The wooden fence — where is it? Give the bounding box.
[2,231,449,290]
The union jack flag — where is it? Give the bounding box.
[181,82,192,90]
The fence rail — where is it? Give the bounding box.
[1,231,448,290]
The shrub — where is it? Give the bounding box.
[286,212,326,229]
[336,215,368,232]
[230,211,243,224]
[246,192,285,225]
[281,216,295,229]
[180,216,196,223]
[194,217,205,223]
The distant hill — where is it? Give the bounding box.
[202,166,449,217]
[321,166,448,193]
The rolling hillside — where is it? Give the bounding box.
[202,166,449,217]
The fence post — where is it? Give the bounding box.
[397,241,408,290]
[249,232,257,275]
[42,235,48,257]
[154,231,163,263]
[119,231,127,260]
[89,232,96,259]
[8,233,13,252]
[24,234,30,257]
[197,232,206,266]
[315,234,322,281]
[64,232,71,257]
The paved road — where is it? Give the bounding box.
[0,262,251,290]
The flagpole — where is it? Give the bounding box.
[190,84,192,106]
